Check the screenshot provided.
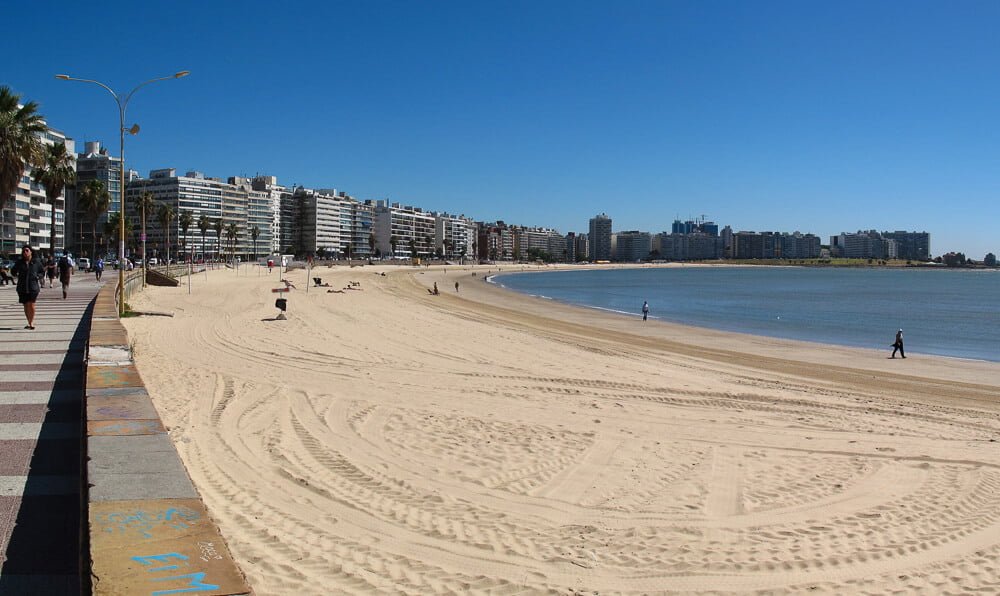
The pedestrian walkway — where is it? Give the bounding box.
[0,278,100,594]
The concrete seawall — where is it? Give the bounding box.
[86,280,250,595]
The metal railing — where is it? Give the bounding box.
[120,268,144,307]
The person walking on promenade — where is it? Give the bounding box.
[12,245,43,329]
[891,329,905,359]
[455,281,460,292]
[642,301,649,321]
[94,257,104,282]
[57,253,74,299]
[45,254,57,288]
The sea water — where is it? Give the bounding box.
[495,267,1000,362]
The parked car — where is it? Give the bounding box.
[147,258,158,266]
[77,257,91,271]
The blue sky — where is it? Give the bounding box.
[5,1,999,258]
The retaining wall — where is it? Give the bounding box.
[86,282,249,595]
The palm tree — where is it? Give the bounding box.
[178,211,193,261]
[390,235,399,259]
[31,142,75,255]
[212,218,223,261]
[104,212,133,256]
[250,224,260,260]
[368,232,375,257]
[156,203,174,267]
[77,179,110,261]
[135,191,155,266]
[0,86,46,256]
[198,214,210,261]
[225,222,238,262]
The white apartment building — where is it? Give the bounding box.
[251,175,286,254]
[434,212,477,260]
[126,169,268,260]
[373,201,436,259]
[2,125,74,256]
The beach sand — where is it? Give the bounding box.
[122,263,1000,594]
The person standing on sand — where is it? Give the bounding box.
[891,329,905,359]
[57,254,73,299]
[642,301,649,321]
[12,245,42,329]
[455,281,460,292]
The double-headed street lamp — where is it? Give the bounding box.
[55,70,189,315]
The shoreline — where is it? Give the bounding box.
[122,263,1000,593]
[485,263,1000,365]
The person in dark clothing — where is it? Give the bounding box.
[57,255,73,299]
[12,245,43,329]
[891,329,905,359]
[94,257,105,281]
[642,301,649,321]
[45,255,57,288]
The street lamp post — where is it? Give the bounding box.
[55,71,189,316]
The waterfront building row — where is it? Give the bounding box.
[830,230,930,261]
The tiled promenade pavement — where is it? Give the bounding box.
[0,277,100,594]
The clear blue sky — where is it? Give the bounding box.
[5,1,999,258]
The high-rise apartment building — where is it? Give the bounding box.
[511,226,566,261]
[373,201,436,259]
[2,124,73,256]
[830,231,896,260]
[588,213,612,261]
[434,212,477,260]
[69,140,121,257]
[882,231,930,261]
[251,175,286,254]
[614,230,652,262]
[126,169,270,260]
[478,222,514,261]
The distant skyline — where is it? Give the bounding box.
[4,1,999,258]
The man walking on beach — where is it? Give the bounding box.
[891,329,905,359]
[642,301,649,321]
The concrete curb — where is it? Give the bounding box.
[86,284,250,595]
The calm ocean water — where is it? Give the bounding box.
[494,267,1000,362]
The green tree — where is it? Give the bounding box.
[135,190,155,265]
[31,142,75,254]
[250,224,260,260]
[213,218,224,261]
[157,203,175,267]
[178,210,193,261]
[104,211,133,256]
[198,214,210,260]
[0,86,46,255]
[409,238,417,260]
[225,222,239,261]
[368,232,375,257]
[390,235,399,259]
[77,179,110,260]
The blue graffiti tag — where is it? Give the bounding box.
[132,554,220,595]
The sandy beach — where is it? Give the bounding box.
[122,263,1000,594]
